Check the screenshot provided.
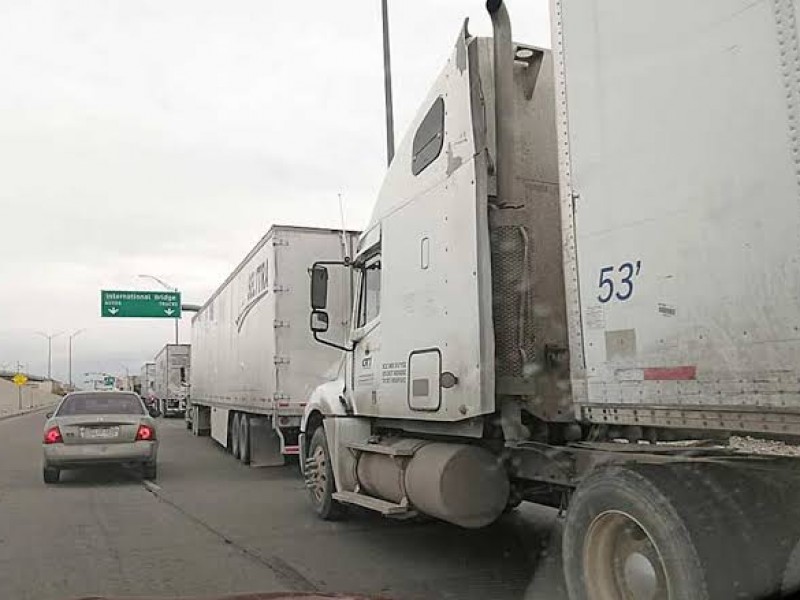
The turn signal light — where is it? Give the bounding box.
[136,424,155,441]
[44,426,63,444]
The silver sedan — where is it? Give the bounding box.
[42,390,159,484]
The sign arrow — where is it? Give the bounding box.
[108,307,119,315]
[164,308,174,316]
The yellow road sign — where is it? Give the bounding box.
[12,373,27,387]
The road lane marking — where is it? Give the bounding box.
[140,477,317,592]
[142,479,161,492]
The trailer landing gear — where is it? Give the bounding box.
[238,414,250,464]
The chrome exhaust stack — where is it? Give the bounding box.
[486,0,515,204]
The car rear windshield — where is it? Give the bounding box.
[57,393,145,416]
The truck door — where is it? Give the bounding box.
[351,253,382,413]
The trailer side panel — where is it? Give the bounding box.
[555,0,800,435]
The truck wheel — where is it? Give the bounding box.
[563,465,708,600]
[238,414,250,464]
[43,466,60,484]
[305,426,345,520]
[230,412,240,458]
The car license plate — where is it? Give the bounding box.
[81,426,119,439]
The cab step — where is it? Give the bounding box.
[333,491,410,515]
[345,441,417,457]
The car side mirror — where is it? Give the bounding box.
[310,265,329,309]
[310,310,330,333]
[45,412,53,419]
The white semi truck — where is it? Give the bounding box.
[300,1,800,598]
[154,344,191,417]
[189,225,359,466]
[140,362,156,399]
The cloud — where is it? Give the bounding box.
[0,0,549,382]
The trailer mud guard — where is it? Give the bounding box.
[248,416,285,467]
[191,404,211,437]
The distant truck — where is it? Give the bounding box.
[154,344,190,417]
[188,225,358,466]
[140,362,156,399]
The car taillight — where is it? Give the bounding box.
[136,424,155,441]
[44,426,62,444]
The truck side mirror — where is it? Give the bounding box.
[310,265,329,309]
[310,310,330,333]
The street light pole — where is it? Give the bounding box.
[380,0,395,165]
[68,329,86,390]
[138,274,180,345]
[35,331,63,380]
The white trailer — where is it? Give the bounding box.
[140,362,156,399]
[154,344,190,417]
[300,2,800,598]
[190,225,358,466]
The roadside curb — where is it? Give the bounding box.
[0,403,59,422]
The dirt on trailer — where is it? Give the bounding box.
[730,436,800,457]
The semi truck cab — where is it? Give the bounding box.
[300,2,800,598]
[305,16,566,427]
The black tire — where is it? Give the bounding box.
[563,462,800,600]
[238,414,250,464]
[564,465,708,600]
[305,426,345,520]
[43,466,60,484]
[503,490,523,514]
[230,412,241,458]
[143,462,157,480]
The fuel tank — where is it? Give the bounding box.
[355,439,509,528]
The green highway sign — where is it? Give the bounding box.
[101,290,182,318]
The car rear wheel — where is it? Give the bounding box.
[143,461,157,480]
[43,466,60,484]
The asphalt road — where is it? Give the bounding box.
[0,409,567,600]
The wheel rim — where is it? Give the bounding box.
[584,510,669,600]
[307,445,328,505]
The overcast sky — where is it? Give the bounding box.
[0,0,549,385]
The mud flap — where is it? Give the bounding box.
[191,405,211,437]
[248,416,285,467]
